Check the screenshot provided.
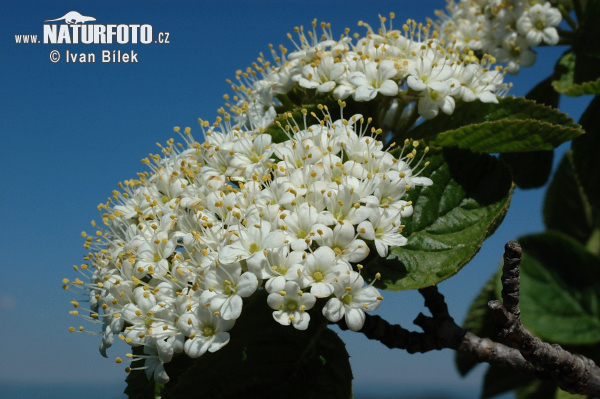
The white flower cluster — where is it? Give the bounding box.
[436,0,563,74]
[229,14,507,125]
[64,104,432,383]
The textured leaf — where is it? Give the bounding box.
[455,272,499,376]
[495,79,560,189]
[552,52,600,96]
[364,148,513,291]
[410,96,582,153]
[430,119,582,152]
[543,151,594,244]
[516,232,600,345]
[160,292,352,399]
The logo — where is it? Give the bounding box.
[14,11,171,64]
[45,11,96,25]
[43,11,155,45]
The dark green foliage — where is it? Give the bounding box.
[363,148,513,290]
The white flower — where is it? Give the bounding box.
[516,2,562,46]
[134,233,177,277]
[178,306,235,358]
[229,133,274,180]
[278,202,334,251]
[298,54,346,93]
[264,246,306,293]
[348,60,399,101]
[322,270,382,331]
[267,281,316,330]
[141,345,171,384]
[218,221,287,277]
[406,53,456,119]
[357,207,408,257]
[302,247,350,297]
[316,221,370,265]
[492,32,536,74]
[199,263,259,320]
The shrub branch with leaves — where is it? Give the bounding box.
[63,0,600,398]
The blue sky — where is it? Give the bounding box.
[0,1,591,398]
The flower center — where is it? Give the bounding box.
[297,229,308,239]
[153,253,162,263]
[249,243,260,254]
[276,266,288,275]
[224,284,235,296]
[286,300,298,311]
[534,20,545,31]
[203,326,215,337]
[313,271,324,282]
[341,293,353,305]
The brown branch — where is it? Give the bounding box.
[489,241,600,397]
[336,241,600,397]
[337,286,536,371]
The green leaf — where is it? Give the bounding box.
[516,232,600,345]
[430,119,581,152]
[411,97,582,152]
[160,292,352,399]
[543,151,594,245]
[496,79,560,189]
[364,148,513,290]
[455,272,499,376]
[552,52,600,96]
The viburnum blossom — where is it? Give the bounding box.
[227,13,509,124]
[64,102,432,382]
[322,269,383,331]
[64,4,528,383]
[436,0,563,74]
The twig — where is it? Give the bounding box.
[489,241,600,397]
[337,241,600,396]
